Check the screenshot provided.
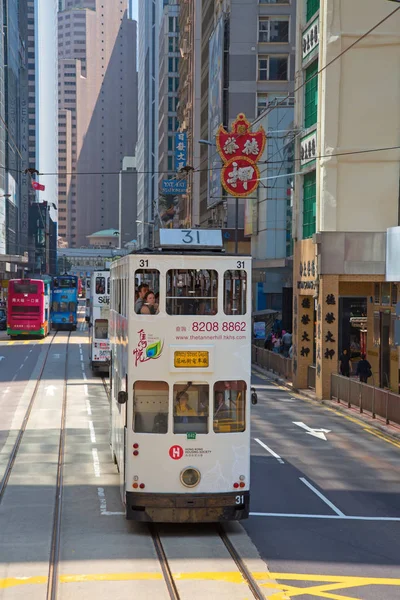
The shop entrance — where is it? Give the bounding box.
[339,298,367,375]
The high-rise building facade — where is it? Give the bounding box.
[158,0,180,228]
[137,0,162,248]
[292,0,400,398]
[197,0,295,236]
[58,0,138,248]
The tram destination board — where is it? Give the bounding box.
[174,350,209,368]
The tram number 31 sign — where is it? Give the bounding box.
[169,445,184,460]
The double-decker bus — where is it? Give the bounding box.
[89,270,110,373]
[109,229,257,523]
[7,278,51,338]
[51,275,78,330]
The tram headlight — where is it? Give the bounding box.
[180,467,201,488]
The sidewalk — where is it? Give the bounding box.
[252,363,400,444]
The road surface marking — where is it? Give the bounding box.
[92,448,101,477]
[293,421,331,440]
[250,512,400,521]
[88,420,96,443]
[254,438,284,464]
[299,477,345,516]
[364,427,400,449]
[97,487,124,516]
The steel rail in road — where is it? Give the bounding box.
[46,331,71,600]
[0,331,59,504]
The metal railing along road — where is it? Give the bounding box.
[252,346,292,380]
[331,373,400,426]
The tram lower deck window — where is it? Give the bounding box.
[173,383,209,434]
[213,381,246,433]
[133,381,168,434]
[166,269,218,315]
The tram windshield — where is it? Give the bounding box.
[133,381,169,434]
[224,270,247,315]
[213,381,246,433]
[166,269,218,315]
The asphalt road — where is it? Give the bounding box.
[245,369,400,600]
[0,330,47,456]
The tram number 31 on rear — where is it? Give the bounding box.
[235,495,244,504]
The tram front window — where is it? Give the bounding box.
[166,270,218,315]
[213,381,246,433]
[173,383,209,434]
[95,319,108,340]
[133,381,169,434]
[224,270,247,315]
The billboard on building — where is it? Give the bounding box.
[208,17,224,209]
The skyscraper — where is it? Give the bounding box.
[137,0,162,248]
[58,0,138,248]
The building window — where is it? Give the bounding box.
[168,135,173,151]
[168,77,174,92]
[168,16,175,32]
[259,17,289,43]
[168,155,173,171]
[168,96,173,112]
[257,92,286,115]
[304,61,318,129]
[168,36,174,52]
[258,55,288,81]
[303,171,316,239]
[306,0,320,22]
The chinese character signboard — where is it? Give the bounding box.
[175,132,187,172]
[216,113,266,197]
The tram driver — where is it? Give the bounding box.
[175,392,197,421]
[214,391,230,420]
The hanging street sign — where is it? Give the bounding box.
[216,113,266,198]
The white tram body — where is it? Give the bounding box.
[85,276,91,320]
[89,270,110,373]
[110,230,253,522]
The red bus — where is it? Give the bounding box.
[7,279,51,338]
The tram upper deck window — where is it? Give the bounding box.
[135,269,160,315]
[173,383,209,434]
[96,276,106,294]
[213,381,246,433]
[133,381,168,434]
[224,270,247,315]
[166,270,218,315]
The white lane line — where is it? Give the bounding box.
[85,398,92,415]
[300,477,345,517]
[250,513,400,521]
[23,356,28,362]
[88,420,96,443]
[84,384,89,397]
[92,448,101,477]
[97,487,124,516]
[254,438,284,464]
[82,372,87,381]
[2,387,10,395]
[11,374,17,381]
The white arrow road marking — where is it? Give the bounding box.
[53,353,61,359]
[0,356,5,361]
[254,438,284,464]
[45,385,57,397]
[300,477,345,516]
[293,421,331,440]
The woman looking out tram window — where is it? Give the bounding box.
[140,290,159,315]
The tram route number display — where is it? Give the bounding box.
[192,322,246,332]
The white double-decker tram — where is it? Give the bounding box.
[89,270,111,373]
[110,229,257,522]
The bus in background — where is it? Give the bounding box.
[7,279,51,338]
[51,275,78,330]
[78,278,83,298]
[89,270,110,373]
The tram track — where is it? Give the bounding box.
[0,331,59,504]
[149,523,267,600]
[46,331,71,600]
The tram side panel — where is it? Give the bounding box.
[113,254,252,523]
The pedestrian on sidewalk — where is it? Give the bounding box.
[339,348,351,377]
[356,354,372,384]
[282,330,292,357]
